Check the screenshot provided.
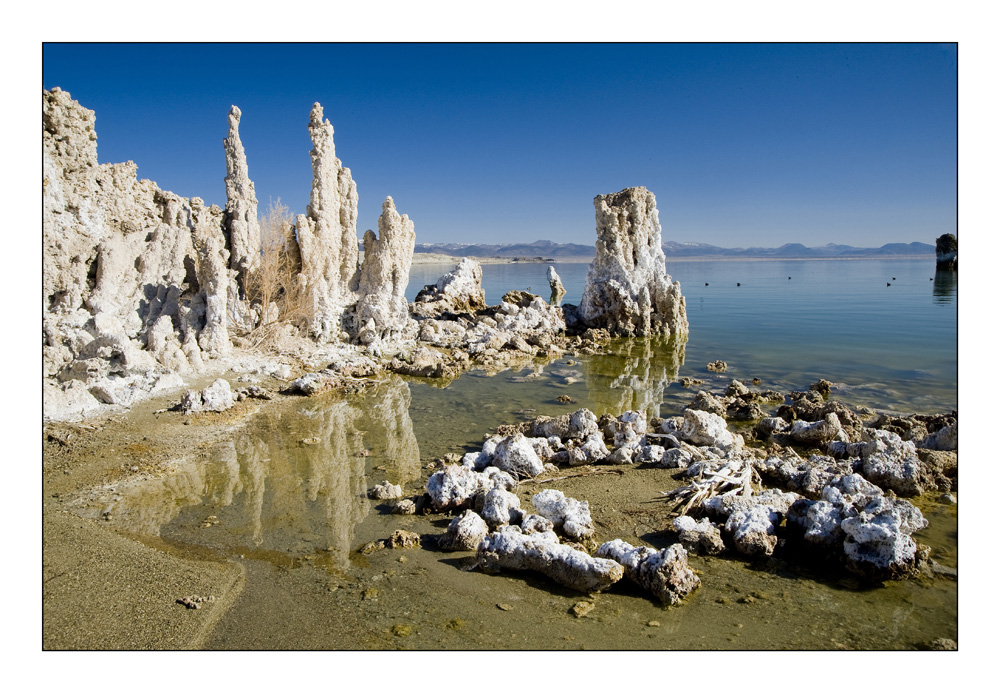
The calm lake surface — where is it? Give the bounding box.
[412,257,957,413]
[86,257,957,650]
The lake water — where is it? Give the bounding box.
[83,257,957,650]
[412,257,957,413]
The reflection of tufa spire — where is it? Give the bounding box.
[583,335,687,419]
[73,376,419,572]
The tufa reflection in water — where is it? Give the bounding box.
[80,378,420,570]
[583,335,686,419]
[932,268,956,305]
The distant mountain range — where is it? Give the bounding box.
[413,239,936,259]
[662,241,936,258]
[414,239,595,258]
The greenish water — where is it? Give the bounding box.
[85,258,956,649]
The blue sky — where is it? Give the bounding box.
[42,43,957,248]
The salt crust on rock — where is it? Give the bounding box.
[411,257,486,317]
[531,489,594,540]
[578,187,688,337]
[480,487,525,529]
[596,539,700,606]
[439,510,490,551]
[477,527,624,594]
[785,473,928,579]
[673,516,725,555]
[425,465,516,512]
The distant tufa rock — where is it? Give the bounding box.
[935,233,957,270]
[578,187,688,337]
[547,265,566,301]
[411,257,487,317]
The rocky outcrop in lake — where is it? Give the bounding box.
[577,187,688,338]
[935,233,957,270]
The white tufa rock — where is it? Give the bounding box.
[480,487,525,529]
[596,539,700,606]
[578,187,688,337]
[547,265,566,299]
[294,103,360,342]
[353,196,417,347]
[856,429,923,496]
[368,480,403,500]
[678,408,743,451]
[439,510,490,551]
[491,434,546,478]
[425,465,517,512]
[411,257,486,317]
[181,378,235,413]
[43,89,238,420]
[531,489,594,540]
[222,105,261,295]
[477,527,624,593]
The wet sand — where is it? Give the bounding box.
[42,369,957,651]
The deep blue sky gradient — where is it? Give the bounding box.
[42,43,957,247]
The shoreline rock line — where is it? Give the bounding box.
[405,377,954,602]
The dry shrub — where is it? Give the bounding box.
[237,199,309,350]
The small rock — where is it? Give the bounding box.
[369,480,404,500]
[497,603,513,611]
[925,637,957,650]
[938,493,957,505]
[646,620,661,628]
[391,624,412,637]
[387,529,421,549]
[706,360,728,373]
[571,601,595,618]
[362,588,378,600]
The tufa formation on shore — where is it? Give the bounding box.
[577,187,688,338]
[42,88,689,421]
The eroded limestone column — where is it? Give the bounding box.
[294,103,360,342]
[578,186,688,338]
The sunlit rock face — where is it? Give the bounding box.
[294,103,361,342]
[352,197,418,347]
[578,187,688,338]
[410,257,487,317]
[43,88,233,420]
[223,105,261,297]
